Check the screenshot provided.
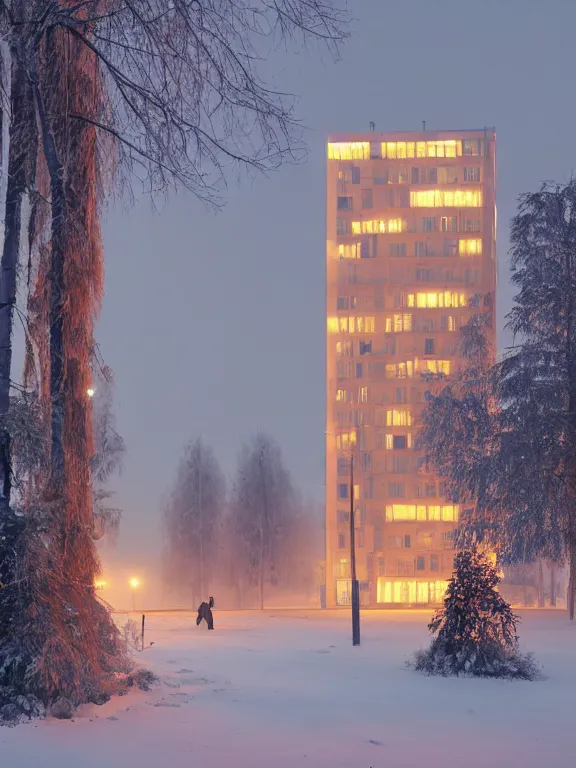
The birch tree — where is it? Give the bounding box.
[162,438,225,606]
[0,0,348,715]
[232,433,299,609]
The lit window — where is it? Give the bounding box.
[385,504,417,521]
[459,239,482,256]
[328,142,370,160]
[417,360,451,376]
[351,219,406,235]
[336,431,357,450]
[327,317,339,333]
[336,388,349,402]
[410,189,483,208]
[358,386,368,402]
[407,292,466,309]
[386,408,412,427]
[338,242,361,260]
[385,314,412,333]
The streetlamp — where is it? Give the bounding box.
[87,388,95,398]
[129,577,139,611]
[350,453,360,646]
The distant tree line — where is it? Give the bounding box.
[161,434,322,609]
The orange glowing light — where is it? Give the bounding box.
[129,578,139,588]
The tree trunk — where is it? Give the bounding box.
[550,561,557,607]
[568,544,576,620]
[537,559,544,608]
[0,58,31,514]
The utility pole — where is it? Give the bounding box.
[350,455,360,646]
[198,441,204,600]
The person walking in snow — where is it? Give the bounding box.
[196,596,215,630]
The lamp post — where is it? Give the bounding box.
[129,578,139,611]
[350,454,360,646]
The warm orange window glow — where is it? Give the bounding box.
[336,431,357,449]
[328,142,370,160]
[338,242,362,259]
[416,359,451,376]
[336,388,349,402]
[381,140,460,160]
[386,504,459,521]
[408,292,466,309]
[351,218,406,235]
[459,238,482,255]
[386,408,412,426]
[330,316,376,333]
[385,314,412,333]
[386,360,414,379]
[377,579,448,604]
[410,189,483,208]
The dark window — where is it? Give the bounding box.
[351,166,361,184]
[414,241,426,257]
[361,189,373,209]
[374,527,383,551]
[359,341,372,355]
[424,338,435,355]
[370,142,381,160]
[338,483,348,500]
[337,196,353,210]
[337,296,349,310]
[444,238,458,256]
[337,509,350,523]
[416,556,426,571]
[404,534,411,548]
[393,435,408,450]
[337,217,349,236]
[357,528,365,548]
[377,556,386,576]
[422,217,435,232]
[389,243,407,257]
[337,458,349,476]
[411,167,420,184]
[463,166,480,182]
[356,363,363,379]
[441,216,458,233]
[430,554,439,571]
[428,168,438,184]
[338,533,346,549]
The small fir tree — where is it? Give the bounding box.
[412,549,539,680]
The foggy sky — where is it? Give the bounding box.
[90,0,576,565]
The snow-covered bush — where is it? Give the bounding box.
[410,548,540,680]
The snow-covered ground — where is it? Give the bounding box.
[1,609,574,767]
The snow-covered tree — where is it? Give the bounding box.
[421,181,576,617]
[412,548,538,679]
[162,439,225,607]
[231,433,300,609]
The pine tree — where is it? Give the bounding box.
[421,181,576,617]
[412,549,539,679]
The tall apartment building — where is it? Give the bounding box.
[325,128,496,608]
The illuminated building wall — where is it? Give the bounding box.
[325,129,496,607]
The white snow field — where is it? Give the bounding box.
[1,609,574,768]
